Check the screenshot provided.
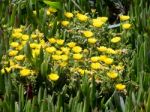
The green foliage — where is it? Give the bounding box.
[0,0,150,112]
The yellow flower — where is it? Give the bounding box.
[30,43,38,49]
[93,21,103,27]
[1,67,11,74]
[67,42,76,48]
[92,18,105,27]
[48,38,56,44]
[55,50,63,55]
[61,55,69,61]
[88,38,97,44]
[111,37,121,43]
[77,13,88,22]
[99,55,107,61]
[61,47,70,54]
[15,55,25,61]
[78,68,85,75]
[10,60,15,66]
[64,12,73,18]
[46,47,56,53]
[120,15,130,21]
[9,50,18,56]
[106,48,117,54]
[61,21,69,27]
[13,28,22,33]
[22,34,29,41]
[83,49,88,53]
[91,62,101,70]
[31,34,38,39]
[52,55,61,60]
[104,58,113,65]
[72,46,82,53]
[115,84,126,91]
[122,23,131,29]
[12,32,22,38]
[16,45,23,51]
[21,41,27,46]
[59,61,68,67]
[48,73,59,81]
[97,46,107,52]
[48,7,57,13]
[35,44,42,49]
[40,39,46,45]
[83,31,93,38]
[107,71,118,79]
[91,56,99,62]
[56,39,64,45]
[10,42,19,48]
[20,68,31,77]
[32,49,40,57]
[98,17,108,23]
[73,54,83,60]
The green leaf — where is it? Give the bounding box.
[83,97,89,112]
[81,75,89,96]
[24,42,33,63]
[56,94,62,112]
[43,1,61,9]
[40,61,48,77]
[146,90,150,112]
[18,85,25,112]
[25,100,31,112]
[120,96,125,112]
[90,76,96,109]
[38,88,43,105]
[48,95,54,112]
[31,96,39,112]
[10,4,17,26]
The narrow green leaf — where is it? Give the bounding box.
[43,1,61,9]
[10,4,17,26]
[41,61,48,77]
[24,42,33,63]
[120,96,125,112]
[146,90,150,112]
[90,76,96,109]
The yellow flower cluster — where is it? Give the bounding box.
[92,17,108,27]
[3,10,131,93]
[97,46,117,54]
[77,13,88,22]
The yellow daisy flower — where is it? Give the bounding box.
[48,73,59,81]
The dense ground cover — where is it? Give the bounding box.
[0,0,150,112]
